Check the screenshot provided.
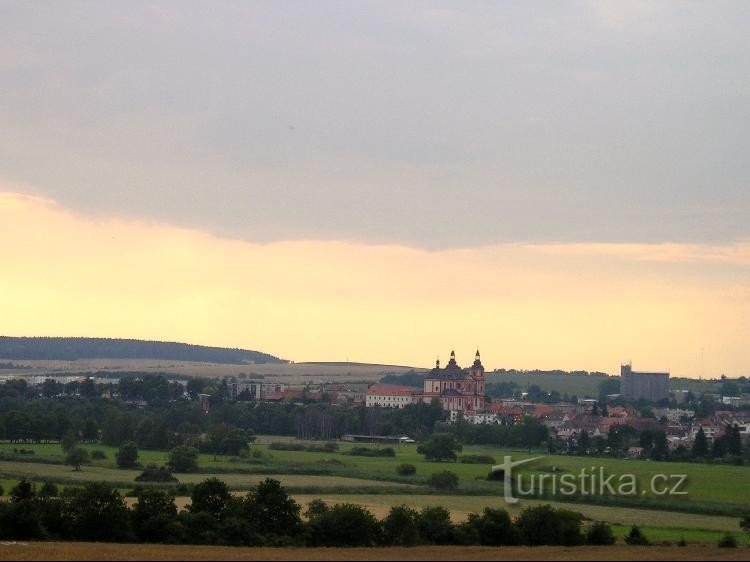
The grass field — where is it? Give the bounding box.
[0,543,747,561]
[2,441,748,506]
[2,438,748,545]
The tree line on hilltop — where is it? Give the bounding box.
[0,336,284,364]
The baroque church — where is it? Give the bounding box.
[414,350,486,413]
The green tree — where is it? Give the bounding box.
[243,478,302,538]
[305,503,381,547]
[168,445,199,472]
[382,505,420,546]
[417,506,455,545]
[190,477,232,520]
[727,424,742,457]
[577,430,590,455]
[417,433,463,462]
[692,427,709,458]
[116,441,139,469]
[131,488,178,542]
[515,505,584,546]
[65,446,90,471]
[465,507,518,546]
[64,482,133,542]
[60,429,78,453]
[624,524,650,545]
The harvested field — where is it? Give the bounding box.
[1,358,420,383]
[0,543,746,561]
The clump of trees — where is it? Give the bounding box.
[0,477,625,548]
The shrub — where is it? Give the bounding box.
[586,521,615,545]
[135,464,178,483]
[396,463,416,476]
[624,524,650,546]
[268,442,306,451]
[428,470,459,491]
[718,533,738,548]
[459,454,496,464]
[677,536,687,546]
[90,450,107,460]
[348,447,395,457]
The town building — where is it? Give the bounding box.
[365,385,416,408]
[620,363,670,402]
[413,350,486,413]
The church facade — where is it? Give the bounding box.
[414,350,486,413]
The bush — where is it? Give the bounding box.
[396,463,416,476]
[348,447,395,457]
[428,470,459,491]
[718,533,738,548]
[90,450,107,460]
[459,454,496,464]
[624,524,650,546]
[268,442,306,451]
[135,464,178,483]
[382,505,420,546]
[586,521,615,545]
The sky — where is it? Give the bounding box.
[1,2,749,376]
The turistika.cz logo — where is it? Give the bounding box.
[491,456,688,504]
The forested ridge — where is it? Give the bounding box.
[0,337,285,365]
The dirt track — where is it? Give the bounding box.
[0,543,748,561]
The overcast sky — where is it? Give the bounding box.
[2,1,749,248]
[2,2,749,374]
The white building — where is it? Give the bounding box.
[365,385,416,408]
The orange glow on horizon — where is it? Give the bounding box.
[1,191,748,377]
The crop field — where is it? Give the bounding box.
[0,359,419,383]
[0,543,748,561]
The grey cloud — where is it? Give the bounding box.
[1,1,749,248]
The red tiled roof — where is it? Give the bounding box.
[366,385,415,396]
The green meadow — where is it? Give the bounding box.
[1,439,748,544]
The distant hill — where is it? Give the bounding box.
[299,361,421,370]
[0,337,286,365]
